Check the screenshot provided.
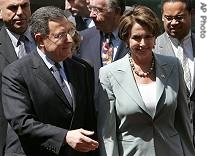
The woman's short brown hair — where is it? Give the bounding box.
[118,5,161,42]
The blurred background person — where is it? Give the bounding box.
[97,5,194,156]
[64,0,95,31]
[0,0,36,155]
[154,0,195,143]
[64,0,96,103]
[77,0,128,109]
[2,6,98,156]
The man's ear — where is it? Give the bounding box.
[190,8,195,19]
[35,33,45,47]
[162,14,164,22]
[0,9,2,19]
[115,7,122,15]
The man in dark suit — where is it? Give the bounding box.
[2,6,99,156]
[77,0,128,109]
[0,0,35,154]
[154,0,195,143]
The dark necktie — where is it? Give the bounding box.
[101,33,114,66]
[51,63,73,107]
[75,15,87,31]
[18,35,30,58]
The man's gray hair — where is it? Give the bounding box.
[107,0,126,14]
[30,6,66,37]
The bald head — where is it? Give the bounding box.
[0,0,31,34]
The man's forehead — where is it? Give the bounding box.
[90,0,107,7]
[0,0,29,6]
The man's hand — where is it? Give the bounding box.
[65,128,99,152]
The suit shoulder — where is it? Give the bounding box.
[65,57,89,72]
[79,26,99,40]
[155,53,179,65]
[72,55,93,68]
[0,27,10,46]
[2,59,22,78]
[155,32,168,43]
[0,26,9,40]
[80,26,98,35]
[3,53,33,71]
[100,55,127,72]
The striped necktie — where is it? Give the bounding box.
[177,44,191,92]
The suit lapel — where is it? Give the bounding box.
[0,27,18,63]
[113,39,128,61]
[111,55,150,115]
[191,33,195,57]
[31,52,72,110]
[154,54,175,116]
[158,32,176,57]
[63,59,77,111]
[79,27,102,68]
[110,54,176,118]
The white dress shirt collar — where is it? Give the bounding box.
[36,47,63,70]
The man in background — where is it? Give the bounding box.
[77,0,128,109]
[0,0,35,155]
[65,0,94,31]
[154,0,195,143]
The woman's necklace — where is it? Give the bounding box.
[129,53,155,78]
